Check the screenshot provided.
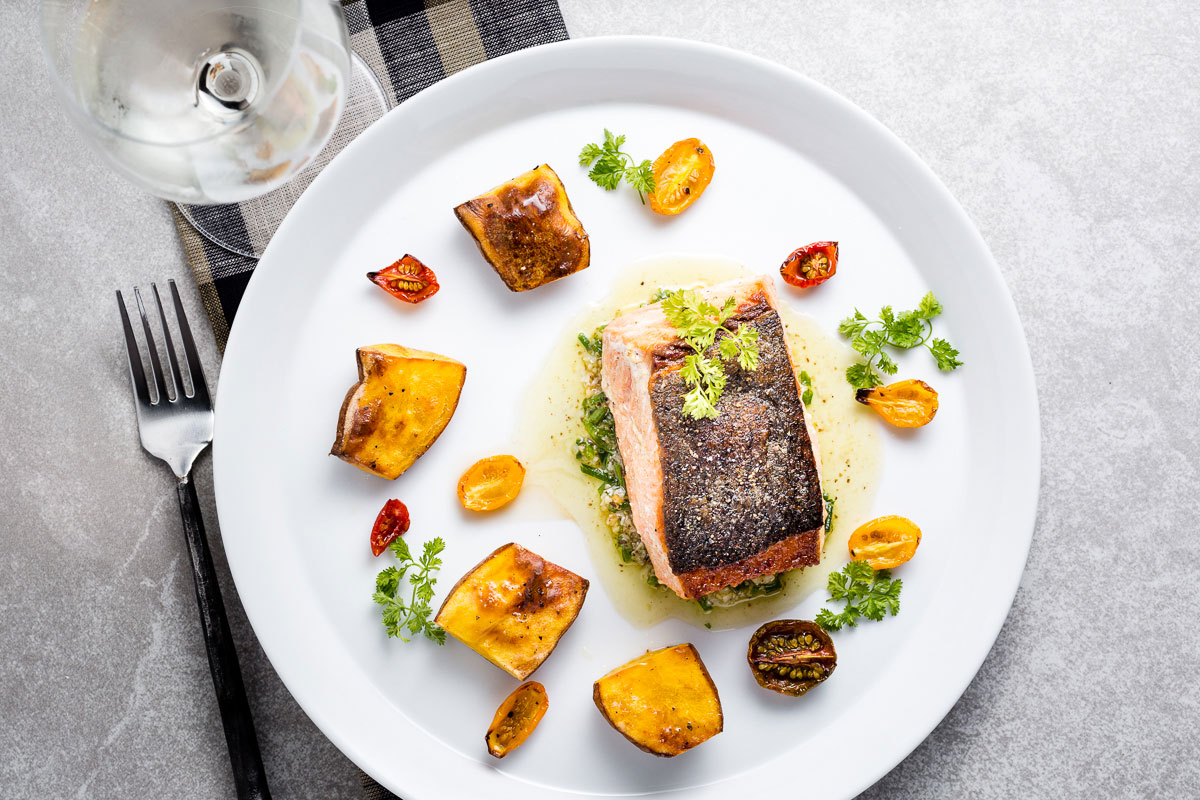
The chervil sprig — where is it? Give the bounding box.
[837,291,962,389]
[579,129,655,204]
[373,536,447,644]
[815,560,902,632]
[660,290,760,420]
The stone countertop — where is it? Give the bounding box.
[2,1,1197,797]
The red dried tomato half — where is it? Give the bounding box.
[780,242,838,289]
[367,254,440,304]
[370,498,411,556]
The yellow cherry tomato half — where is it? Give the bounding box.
[649,138,715,215]
[847,515,922,570]
[457,454,526,512]
[855,379,939,428]
[485,681,548,758]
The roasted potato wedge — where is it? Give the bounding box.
[330,344,466,480]
[435,543,589,679]
[453,164,589,292]
[592,643,723,757]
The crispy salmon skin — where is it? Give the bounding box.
[600,276,824,599]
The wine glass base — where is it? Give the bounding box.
[179,51,392,259]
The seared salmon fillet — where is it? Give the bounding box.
[601,276,824,599]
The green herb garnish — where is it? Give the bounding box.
[575,328,644,564]
[837,292,962,389]
[578,129,655,204]
[822,491,836,534]
[660,290,760,420]
[815,560,901,632]
[799,370,815,405]
[373,536,446,644]
[694,575,784,612]
[577,329,604,357]
[575,390,625,492]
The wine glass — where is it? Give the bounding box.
[41,0,352,205]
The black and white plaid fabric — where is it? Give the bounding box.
[173,2,566,797]
[172,0,568,351]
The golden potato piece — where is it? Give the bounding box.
[435,543,589,679]
[593,643,723,757]
[330,344,466,480]
[453,164,589,292]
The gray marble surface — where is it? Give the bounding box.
[2,1,1197,797]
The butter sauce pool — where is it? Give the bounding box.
[516,255,881,630]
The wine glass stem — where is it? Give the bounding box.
[197,49,262,114]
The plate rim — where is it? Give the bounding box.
[214,34,1041,799]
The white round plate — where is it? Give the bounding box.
[215,37,1039,800]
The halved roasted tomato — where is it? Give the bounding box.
[457,455,526,512]
[648,138,715,215]
[848,515,922,570]
[370,498,411,556]
[780,242,838,289]
[856,379,939,428]
[367,254,439,304]
[486,681,548,758]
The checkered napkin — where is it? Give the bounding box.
[171,2,567,797]
[171,0,568,352]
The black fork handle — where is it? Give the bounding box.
[176,475,272,800]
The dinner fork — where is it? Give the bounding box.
[117,280,271,800]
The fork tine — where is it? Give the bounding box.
[168,279,211,407]
[152,283,188,399]
[134,286,171,403]
[117,290,152,407]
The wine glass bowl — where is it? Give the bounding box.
[41,0,351,204]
